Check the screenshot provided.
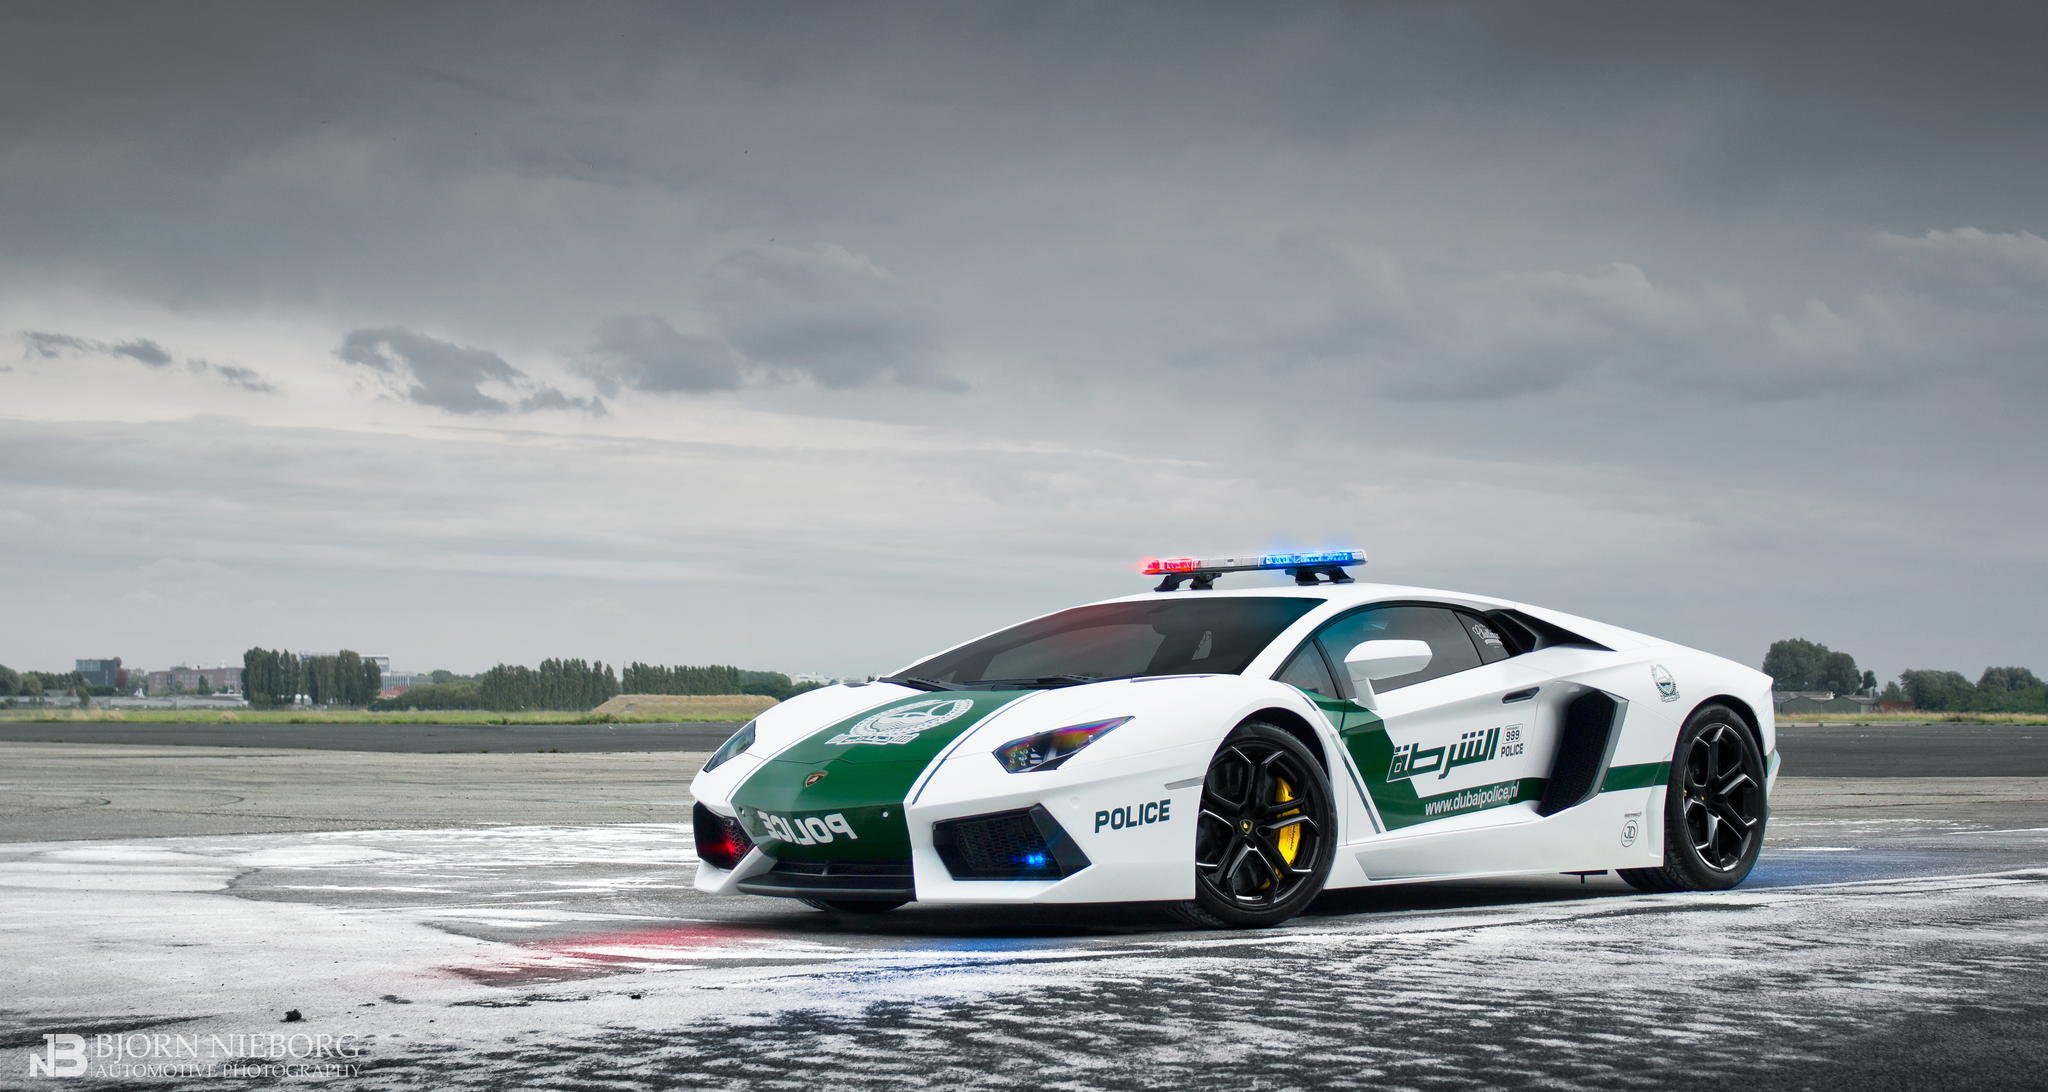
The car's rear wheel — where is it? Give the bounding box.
[1621,703,1767,893]
[800,898,908,914]
[1170,721,1335,929]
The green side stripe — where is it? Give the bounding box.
[1300,692,1668,831]
[1599,761,1671,793]
[731,689,1033,861]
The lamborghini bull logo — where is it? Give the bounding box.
[826,697,976,746]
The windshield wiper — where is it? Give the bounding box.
[875,674,966,692]
[960,673,1131,690]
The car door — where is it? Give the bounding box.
[1303,604,1552,836]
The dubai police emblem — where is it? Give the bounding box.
[1652,665,1680,703]
[826,698,977,746]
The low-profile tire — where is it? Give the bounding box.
[1620,702,1767,893]
[1169,721,1336,929]
[800,898,908,914]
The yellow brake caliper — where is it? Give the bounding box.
[1273,778,1302,866]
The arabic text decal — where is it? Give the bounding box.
[1387,726,1502,782]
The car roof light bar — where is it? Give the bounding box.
[1139,549,1365,592]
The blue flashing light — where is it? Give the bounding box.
[1141,548,1367,577]
[1259,549,1364,568]
[1018,852,1049,868]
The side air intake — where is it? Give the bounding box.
[1537,691,1628,816]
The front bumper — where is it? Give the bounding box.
[735,857,917,902]
[695,738,1214,905]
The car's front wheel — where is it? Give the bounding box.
[1170,721,1336,928]
[1620,703,1767,893]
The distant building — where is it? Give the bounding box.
[144,665,243,695]
[76,658,124,688]
[294,652,390,676]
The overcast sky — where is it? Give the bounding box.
[2,1,2043,682]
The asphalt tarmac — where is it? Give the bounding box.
[1,719,2041,773]
[0,720,742,753]
[0,727,2042,1089]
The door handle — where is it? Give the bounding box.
[1502,687,1538,704]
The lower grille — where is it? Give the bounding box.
[736,857,916,902]
[932,805,1090,880]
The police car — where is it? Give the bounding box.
[690,550,1777,927]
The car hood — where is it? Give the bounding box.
[729,687,1040,861]
[729,677,1240,861]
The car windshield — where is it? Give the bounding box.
[895,597,1319,689]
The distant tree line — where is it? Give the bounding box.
[1765,638,2046,713]
[364,660,825,711]
[1761,639,1872,695]
[477,659,619,711]
[0,666,90,704]
[7,652,825,713]
[1889,666,2046,713]
[621,662,823,701]
[242,647,382,708]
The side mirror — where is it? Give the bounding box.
[1342,639,1432,710]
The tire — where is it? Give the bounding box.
[1621,703,1767,893]
[800,898,908,914]
[1169,721,1337,929]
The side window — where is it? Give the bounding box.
[1274,645,1338,697]
[1460,611,1511,665]
[1312,605,1484,694]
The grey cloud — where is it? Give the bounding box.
[1873,228,2048,313]
[1164,230,2048,405]
[23,332,94,359]
[336,326,599,415]
[110,338,172,367]
[191,360,277,393]
[17,330,274,390]
[577,246,962,398]
[580,314,741,396]
[706,245,962,391]
[3,4,2048,680]
[516,386,606,415]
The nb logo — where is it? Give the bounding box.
[30,1034,86,1077]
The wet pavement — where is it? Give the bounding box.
[0,735,2043,1089]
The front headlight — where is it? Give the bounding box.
[994,717,1131,774]
[702,719,756,773]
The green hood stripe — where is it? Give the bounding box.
[731,689,1034,861]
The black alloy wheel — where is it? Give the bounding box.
[1171,721,1335,928]
[1622,703,1768,892]
[1683,721,1764,871]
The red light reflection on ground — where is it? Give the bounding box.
[443,922,781,987]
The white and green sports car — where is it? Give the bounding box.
[690,550,1778,928]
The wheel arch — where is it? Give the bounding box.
[1696,693,1764,757]
[1240,706,1331,775]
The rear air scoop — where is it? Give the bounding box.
[729,690,1032,861]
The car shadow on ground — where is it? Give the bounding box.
[436,878,1642,987]
[688,875,1636,941]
